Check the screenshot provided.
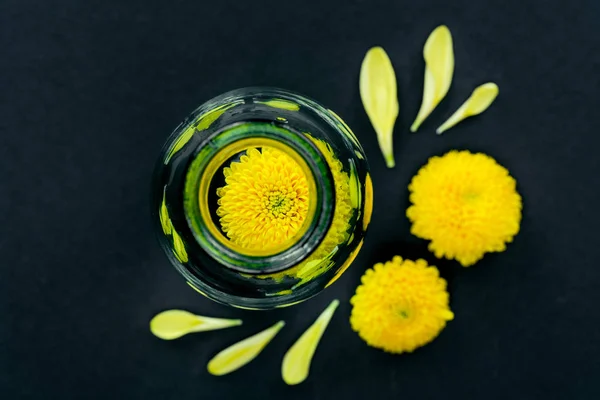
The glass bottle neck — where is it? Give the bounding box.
[183,121,334,274]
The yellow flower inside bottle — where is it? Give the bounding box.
[216,147,311,253]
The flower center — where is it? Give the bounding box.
[387,299,415,324]
[266,190,293,216]
[462,190,480,202]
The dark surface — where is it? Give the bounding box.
[2,0,599,398]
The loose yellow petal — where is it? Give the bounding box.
[282,299,339,385]
[411,25,454,132]
[436,83,499,134]
[150,310,242,340]
[359,47,399,168]
[208,321,285,376]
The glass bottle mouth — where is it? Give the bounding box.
[183,121,335,274]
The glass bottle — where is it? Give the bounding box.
[152,88,372,309]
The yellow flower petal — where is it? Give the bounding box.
[159,187,172,236]
[171,229,188,263]
[164,124,195,165]
[348,160,361,209]
[208,321,285,376]
[295,259,334,283]
[363,173,373,230]
[436,83,499,134]
[411,25,455,132]
[359,47,399,168]
[282,299,339,385]
[256,99,300,111]
[150,310,242,340]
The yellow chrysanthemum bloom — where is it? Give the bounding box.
[407,150,522,267]
[350,256,453,354]
[216,147,310,252]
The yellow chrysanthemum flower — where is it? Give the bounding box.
[407,150,522,267]
[216,147,310,252]
[350,256,453,354]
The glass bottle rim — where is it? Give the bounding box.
[183,120,335,274]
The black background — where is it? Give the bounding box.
[2,0,600,398]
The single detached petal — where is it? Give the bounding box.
[208,321,285,376]
[281,300,339,385]
[150,310,242,340]
[359,47,399,168]
[411,25,455,132]
[436,83,499,134]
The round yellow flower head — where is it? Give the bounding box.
[407,150,522,267]
[350,256,453,354]
[216,147,310,252]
